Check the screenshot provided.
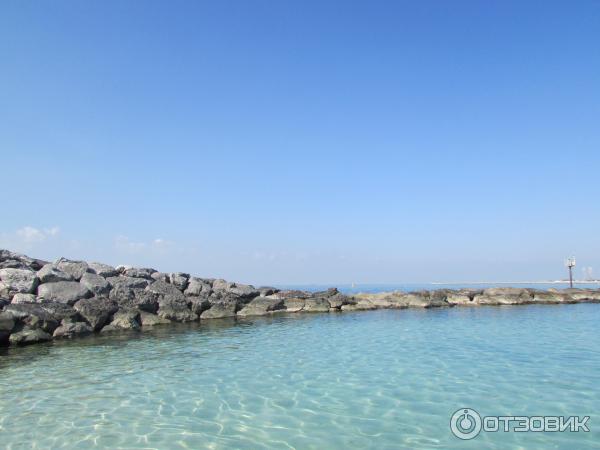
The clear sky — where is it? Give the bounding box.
[1,1,599,285]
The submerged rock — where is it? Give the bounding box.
[9,328,52,345]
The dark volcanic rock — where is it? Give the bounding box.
[74,297,118,331]
[110,287,160,313]
[37,281,92,305]
[3,303,60,333]
[39,302,81,322]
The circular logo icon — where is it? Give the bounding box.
[450,408,482,440]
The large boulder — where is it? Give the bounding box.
[80,272,111,296]
[475,288,533,305]
[37,264,75,283]
[11,293,37,304]
[39,302,81,322]
[157,301,197,322]
[184,277,212,296]
[53,321,93,339]
[150,272,170,283]
[37,281,92,305]
[109,287,160,313]
[9,328,52,345]
[237,297,285,317]
[561,289,600,302]
[283,297,305,312]
[3,303,60,333]
[55,258,90,281]
[229,283,259,299]
[212,279,233,292]
[0,311,16,343]
[139,311,171,326]
[200,297,239,319]
[146,280,185,299]
[88,262,119,278]
[327,293,350,309]
[402,291,448,308]
[170,272,190,291]
[353,293,401,309]
[73,297,118,330]
[107,276,150,290]
[188,296,211,315]
[341,298,377,311]
[446,289,481,306]
[270,290,311,300]
[123,268,156,280]
[0,268,39,296]
[258,287,278,297]
[532,291,573,303]
[102,309,141,331]
[0,250,46,271]
[303,297,331,312]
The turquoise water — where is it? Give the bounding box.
[1,304,599,449]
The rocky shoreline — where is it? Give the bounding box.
[1,249,599,347]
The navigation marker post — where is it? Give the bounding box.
[565,257,576,288]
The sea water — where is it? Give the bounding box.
[1,304,599,449]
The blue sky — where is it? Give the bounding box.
[1,1,599,285]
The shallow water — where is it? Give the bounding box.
[1,304,599,449]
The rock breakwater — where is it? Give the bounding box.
[1,249,599,346]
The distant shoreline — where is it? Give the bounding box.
[431,280,600,285]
